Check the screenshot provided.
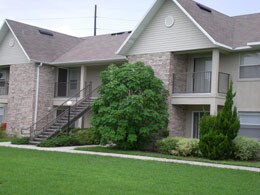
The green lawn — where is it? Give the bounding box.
[0,147,259,195]
[0,138,14,142]
[76,146,260,168]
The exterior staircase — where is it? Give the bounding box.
[26,83,95,145]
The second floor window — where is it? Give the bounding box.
[240,52,260,79]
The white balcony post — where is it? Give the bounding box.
[80,65,86,98]
[77,65,86,128]
[211,49,220,95]
[210,49,220,115]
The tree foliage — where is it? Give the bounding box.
[91,62,168,149]
[199,81,240,160]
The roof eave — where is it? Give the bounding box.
[5,19,31,61]
[32,57,127,66]
[116,0,166,55]
[117,0,234,55]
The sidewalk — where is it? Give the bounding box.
[1,142,260,173]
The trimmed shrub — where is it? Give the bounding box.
[38,135,78,147]
[171,138,199,157]
[72,128,100,145]
[233,136,260,160]
[38,128,101,147]
[156,137,199,157]
[156,137,182,154]
[11,137,30,145]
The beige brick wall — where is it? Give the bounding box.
[6,64,57,136]
[6,63,36,135]
[37,66,56,121]
[128,52,187,137]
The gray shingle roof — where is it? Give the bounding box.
[54,32,130,63]
[176,0,234,47]
[233,13,260,48]
[177,0,260,48]
[6,19,128,63]
[6,19,82,62]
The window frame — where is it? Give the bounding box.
[238,112,260,140]
[239,52,260,79]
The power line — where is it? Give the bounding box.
[17,16,94,21]
[98,16,138,22]
[14,16,138,22]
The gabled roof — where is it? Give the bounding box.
[1,19,128,64]
[176,0,234,47]
[54,32,130,64]
[6,19,81,63]
[117,0,260,55]
[233,13,260,48]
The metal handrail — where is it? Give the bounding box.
[27,82,96,138]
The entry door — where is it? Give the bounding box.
[193,112,210,138]
[58,68,68,97]
[193,58,212,93]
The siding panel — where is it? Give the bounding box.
[0,30,29,65]
[128,0,214,55]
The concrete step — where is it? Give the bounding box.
[33,137,45,141]
[37,135,49,138]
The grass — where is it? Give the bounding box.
[1,147,259,195]
[0,137,14,142]
[76,146,260,168]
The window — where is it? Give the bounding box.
[240,52,260,79]
[239,112,260,140]
[0,107,4,123]
[193,112,210,138]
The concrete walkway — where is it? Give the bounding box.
[0,142,260,173]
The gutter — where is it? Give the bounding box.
[30,57,127,66]
[34,62,42,127]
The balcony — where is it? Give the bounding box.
[54,81,80,97]
[0,81,8,95]
[172,72,230,94]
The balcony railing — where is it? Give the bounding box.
[54,81,80,97]
[0,81,8,95]
[172,72,230,94]
[173,71,212,93]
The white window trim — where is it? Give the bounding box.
[239,52,260,79]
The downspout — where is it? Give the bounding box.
[34,62,43,127]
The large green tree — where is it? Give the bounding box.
[91,62,168,149]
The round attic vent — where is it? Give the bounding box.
[9,38,15,47]
[165,15,175,28]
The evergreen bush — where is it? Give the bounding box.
[199,82,240,160]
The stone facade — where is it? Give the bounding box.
[37,65,56,121]
[128,52,188,137]
[6,63,36,135]
[173,54,189,93]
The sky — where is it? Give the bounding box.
[0,0,260,37]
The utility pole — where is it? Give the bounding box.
[94,4,97,36]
